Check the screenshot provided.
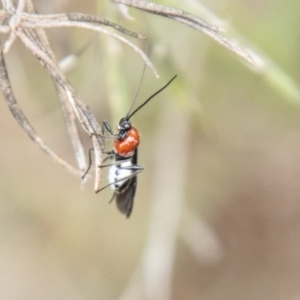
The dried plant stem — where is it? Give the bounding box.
[15,27,105,190]
[1,0,14,11]
[0,42,81,177]
[24,0,89,175]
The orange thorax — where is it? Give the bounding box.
[114,126,140,157]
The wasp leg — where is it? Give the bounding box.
[82,150,115,179]
[108,192,116,204]
[102,121,114,135]
[88,121,116,140]
[99,157,132,169]
[119,165,144,171]
[81,148,94,180]
[95,168,144,194]
[88,121,117,140]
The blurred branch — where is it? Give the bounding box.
[180,208,223,265]
[186,0,300,102]
[245,45,300,102]
[141,100,188,300]
[3,0,25,52]
[1,0,14,12]
[117,96,188,300]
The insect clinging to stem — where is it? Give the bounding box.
[83,68,177,218]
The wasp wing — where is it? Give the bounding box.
[115,149,138,218]
[115,175,137,218]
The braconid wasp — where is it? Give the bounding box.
[83,69,177,218]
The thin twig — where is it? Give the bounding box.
[22,19,159,78]
[116,0,220,33]
[57,88,87,173]
[65,88,104,190]
[21,12,146,39]
[112,0,254,65]
[3,0,26,52]
[1,0,14,12]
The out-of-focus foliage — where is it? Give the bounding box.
[1,1,300,299]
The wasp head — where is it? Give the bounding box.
[117,117,132,139]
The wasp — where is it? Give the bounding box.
[84,73,177,218]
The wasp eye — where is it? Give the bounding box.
[124,123,131,130]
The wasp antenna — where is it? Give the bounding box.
[127,75,177,120]
[126,63,147,119]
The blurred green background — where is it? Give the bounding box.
[1,0,300,299]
